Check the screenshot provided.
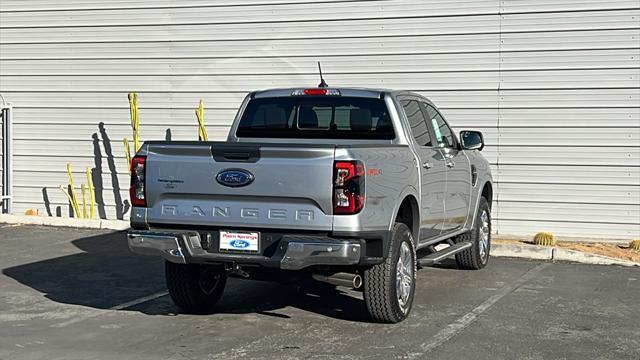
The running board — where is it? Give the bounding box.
[417,241,472,267]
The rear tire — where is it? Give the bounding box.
[165,261,227,313]
[363,222,416,323]
[455,197,491,270]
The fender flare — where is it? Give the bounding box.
[469,175,493,230]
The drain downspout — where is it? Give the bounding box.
[1,95,13,214]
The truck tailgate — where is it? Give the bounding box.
[144,142,335,231]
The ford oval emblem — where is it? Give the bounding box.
[216,168,254,187]
[229,239,250,248]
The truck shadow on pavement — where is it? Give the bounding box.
[2,230,370,322]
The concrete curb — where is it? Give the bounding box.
[0,214,130,231]
[491,242,639,267]
[491,242,553,260]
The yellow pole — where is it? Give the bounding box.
[196,99,207,141]
[81,184,87,219]
[86,167,95,219]
[123,137,131,172]
[59,186,77,217]
[128,92,140,152]
[64,163,81,218]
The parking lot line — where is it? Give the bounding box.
[409,262,549,359]
[51,290,169,328]
[107,290,169,311]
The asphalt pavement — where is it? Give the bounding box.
[0,224,638,360]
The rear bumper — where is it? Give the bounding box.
[128,232,188,264]
[127,230,368,270]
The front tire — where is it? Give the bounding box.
[363,222,417,323]
[455,197,491,270]
[165,261,227,313]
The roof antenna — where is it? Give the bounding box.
[317,61,328,88]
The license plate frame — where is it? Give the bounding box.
[219,230,260,253]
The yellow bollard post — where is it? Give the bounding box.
[196,99,208,141]
[81,184,87,219]
[128,92,140,152]
[65,163,81,218]
[86,167,95,219]
[60,186,77,218]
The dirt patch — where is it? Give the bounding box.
[494,239,527,246]
[494,239,640,264]
[557,242,640,263]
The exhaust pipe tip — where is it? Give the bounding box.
[312,272,362,290]
[352,274,362,289]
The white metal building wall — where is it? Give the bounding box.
[0,0,638,239]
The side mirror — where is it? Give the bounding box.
[459,130,484,151]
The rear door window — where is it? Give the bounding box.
[400,99,432,147]
[236,96,394,139]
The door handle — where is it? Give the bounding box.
[422,162,433,169]
[446,161,455,168]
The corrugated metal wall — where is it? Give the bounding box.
[0,0,638,238]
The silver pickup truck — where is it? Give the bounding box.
[128,87,493,323]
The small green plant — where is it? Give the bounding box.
[630,239,640,251]
[533,232,557,246]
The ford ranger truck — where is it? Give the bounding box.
[127,87,493,323]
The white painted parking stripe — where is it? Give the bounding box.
[108,290,169,311]
[409,263,549,359]
[51,290,168,328]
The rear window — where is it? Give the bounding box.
[236,96,395,139]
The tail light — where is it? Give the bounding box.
[291,88,341,96]
[129,156,146,207]
[333,160,365,214]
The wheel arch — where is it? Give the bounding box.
[392,190,420,241]
[467,179,493,231]
[481,181,493,209]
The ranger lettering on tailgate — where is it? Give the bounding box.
[160,204,315,222]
